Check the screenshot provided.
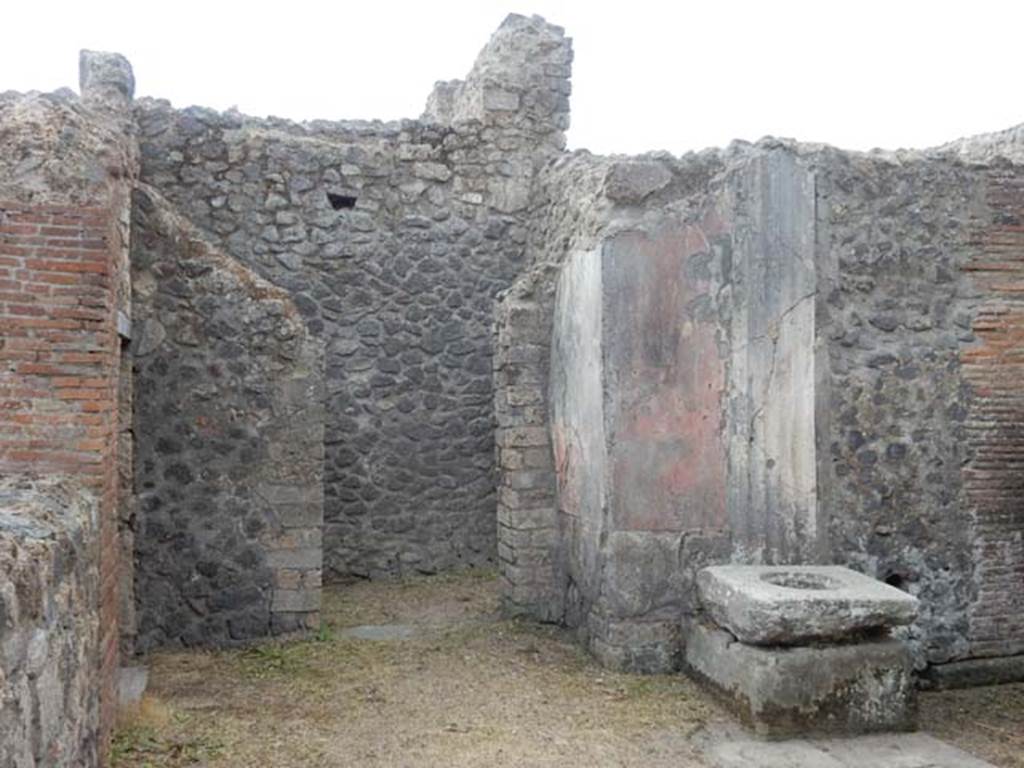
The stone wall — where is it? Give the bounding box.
[813,150,983,665]
[496,149,748,667]
[0,28,1020,768]
[497,137,1024,673]
[535,148,824,670]
[493,152,614,621]
[0,52,137,764]
[131,187,324,650]
[0,478,102,768]
[132,14,572,579]
[809,145,1023,667]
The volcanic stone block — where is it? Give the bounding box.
[697,565,919,645]
[685,622,917,738]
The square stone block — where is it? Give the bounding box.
[697,565,918,645]
[685,622,917,738]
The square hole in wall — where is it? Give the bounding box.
[327,192,357,210]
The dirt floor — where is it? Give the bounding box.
[921,677,1024,768]
[113,570,1024,768]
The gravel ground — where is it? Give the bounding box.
[112,570,1022,768]
[920,679,1024,768]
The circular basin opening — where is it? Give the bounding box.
[760,571,840,591]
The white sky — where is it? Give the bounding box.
[4,1,1023,156]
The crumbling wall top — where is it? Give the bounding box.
[936,122,1024,166]
[0,51,137,205]
[79,49,135,112]
[423,14,572,150]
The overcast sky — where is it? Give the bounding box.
[5,1,1022,156]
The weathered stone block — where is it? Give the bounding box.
[79,49,135,109]
[697,565,919,646]
[588,615,681,674]
[601,531,688,619]
[685,622,917,738]
[497,426,550,448]
[604,160,672,203]
[264,547,321,570]
[271,588,320,613]
[482,86,521,112]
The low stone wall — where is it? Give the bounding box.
[0,477,101,768]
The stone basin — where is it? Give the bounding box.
[697,565,919,646]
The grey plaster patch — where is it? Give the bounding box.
[698,565,919,645]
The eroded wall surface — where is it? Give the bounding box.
[542,153,824,670]
[0,479,101,768]
[0,23,1019,756]
[131,189,324,650]
[132,14,572,579]
[810,145,1023,667]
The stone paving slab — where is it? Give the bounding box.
[704,732,997,768]
[340,624,417,641]
[698,565,919,645]
[117,666,149,707]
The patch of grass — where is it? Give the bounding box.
[111,697,225,768]
[234,641,315,679]
[313,623,335,643]
[322,567,500,628]
[224,625,402,696]
[225,617,343,680]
